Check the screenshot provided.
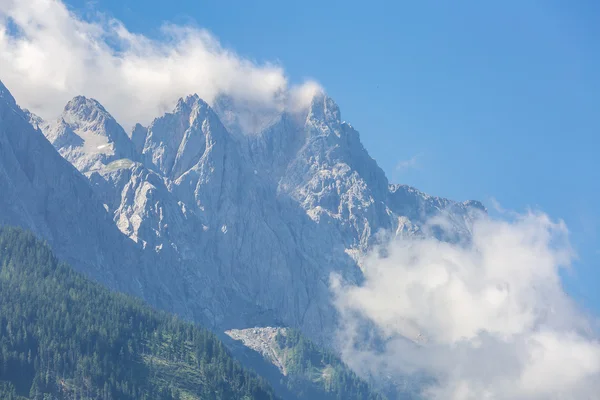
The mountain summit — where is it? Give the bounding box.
[43,95,137,173]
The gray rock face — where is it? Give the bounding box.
[135,94,355,336]
[43,96,137,173]
[0,80,148,297]
[3,79,485,344]
[130,123,148,155]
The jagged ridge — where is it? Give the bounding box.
[6,80,484,346]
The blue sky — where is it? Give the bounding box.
[62,0,600,312]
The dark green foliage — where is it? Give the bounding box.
[0,226,277,400]
[0,381,26,400]
[275,329,386,400]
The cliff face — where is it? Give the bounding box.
[0,80,146,297]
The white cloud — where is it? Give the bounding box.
[395,152,423,173]
[332,211,600,400]
[0,0,321,129]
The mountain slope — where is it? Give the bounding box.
[225,327,388,400]
[0,226,278,400]
[0,80,139,291]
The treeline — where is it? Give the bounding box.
[275,329,386,400]
[0,226,277,400]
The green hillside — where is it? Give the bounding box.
[0,226,278,400]
[226,327,387,400]
[274,329,386,400]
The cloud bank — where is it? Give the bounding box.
[0,0,320,129]
[333,211,600,400]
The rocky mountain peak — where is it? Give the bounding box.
[61,96,124,135]
[64,95,107,113]
[306,92,341,130]
[61,96,125,137]
[142,94,228,178]
[172,93,207,116]
[42,96,137,173]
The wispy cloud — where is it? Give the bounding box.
[0,0,321,129]
[395,152,423,172]
[332,211,600,399]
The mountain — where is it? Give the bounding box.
[0,80,202,321]
[37,86,485,346]
[0,80,135,290]
[0,226,277,400]
[0,78,484,396]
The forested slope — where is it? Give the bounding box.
[0,226,278,400]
